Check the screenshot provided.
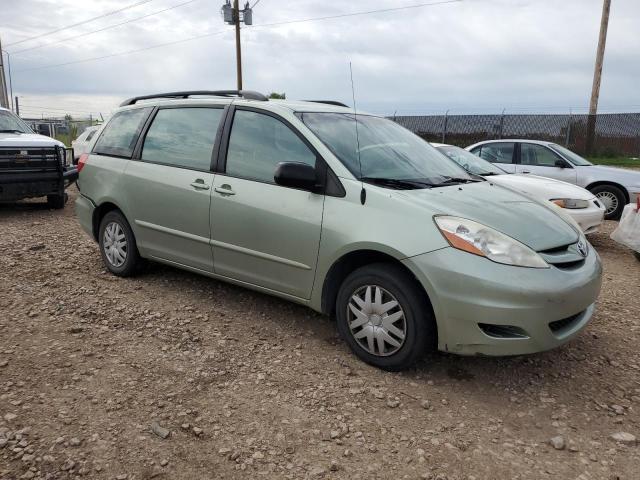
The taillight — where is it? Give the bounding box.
[77,153,89,173]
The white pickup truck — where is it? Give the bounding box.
[0,107,77,208]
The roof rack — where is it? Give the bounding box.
[305,100,350,108]
[119,90,268,106]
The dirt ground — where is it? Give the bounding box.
[1,187,639,480]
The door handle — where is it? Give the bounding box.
[190,179,210,190]
[521,170,531,174]
[214,185,236,196]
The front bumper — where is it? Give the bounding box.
[403,245,602,356]
[565,200,605,235]
[0,167,78,201]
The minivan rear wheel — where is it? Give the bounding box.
[336,263,436,371]
[98,210,140,277]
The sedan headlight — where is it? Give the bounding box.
[434,216,549,268]
[551,198,589,209]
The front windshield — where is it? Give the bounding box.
[548,144,592,166]
[0,110,32,133]
[299,112,473,186]
[435,145,506,176]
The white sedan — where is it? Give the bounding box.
[433,143,605,234]
[71,125,100,160]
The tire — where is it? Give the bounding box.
[335,263,437,371]
[46,193,67,209]
[590,184,626,220]
[98,210,140,277]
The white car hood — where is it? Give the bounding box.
[0,132,65,148]
[489,174,594,201]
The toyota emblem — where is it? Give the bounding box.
[577,240,588,257]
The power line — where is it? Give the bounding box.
[5,0,157,47]
[19,104,98,114]
[248,0,462,29]
[15,30,229,72]
[10,0,202,55]
[14,0,462,72]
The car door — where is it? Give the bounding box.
[122,106,225,272]
[515,142,577,183]
[210,107,324,299]
[470,142,516,173]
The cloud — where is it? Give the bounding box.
[2,0,638,117]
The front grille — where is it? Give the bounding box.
[478,323,529,339]
[0,147,61,172]
[538,241,587,269]
[549,311,584,333]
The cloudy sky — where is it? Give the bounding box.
[1,0,639,119]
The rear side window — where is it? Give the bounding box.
[85,129,97,142]
[225,110,316,183]
[93,108,150,158]
[141,108,223,171]
[477,142,515,164]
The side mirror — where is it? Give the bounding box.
[555,159,569,169]
[274,162,318,191]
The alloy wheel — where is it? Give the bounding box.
[103,221,128,268]
[346,285,407,357]
[596,191,619,216]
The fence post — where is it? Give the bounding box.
[498,109,505,139]
[441,110,448,143]
[565,110,572,147]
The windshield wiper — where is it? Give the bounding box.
[0,129,24,133]
[479,172,499,176]
[360,177,434,190]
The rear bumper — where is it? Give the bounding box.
[0,167,78,201]
[75,193,96,240]
[403,245,602,356]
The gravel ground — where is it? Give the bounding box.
[1,187,639,480]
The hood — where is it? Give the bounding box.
[396,181,579,251]
[490,174,594,200]
[588,164,640,184]
[0,132,65,148]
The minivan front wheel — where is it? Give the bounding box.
[336,263,436,371]
[98,210,140,277]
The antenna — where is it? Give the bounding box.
[349,62,366,205]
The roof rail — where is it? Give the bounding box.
[119,90,268,107]
[304,100,350,108]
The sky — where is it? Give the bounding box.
[1,0,639,119]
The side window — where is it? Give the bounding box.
[85,130,96,142]
[93,108,151,157]
[225,110,316,184]
[477,143,515,164]
[520,143,562,167]
[141,108,223,170]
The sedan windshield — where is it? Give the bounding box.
[549,144,593,166]
[0,110,32,134]
[299,113,474,188]
[435,145,506,176]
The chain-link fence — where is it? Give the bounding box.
[392,113,640,157]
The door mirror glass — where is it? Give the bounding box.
[555,159,569,169]
[274,162,318,191]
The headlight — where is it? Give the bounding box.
[434,216,549,268]
[551,198,589,209]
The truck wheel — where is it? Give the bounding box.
[590,184,626,220]
[46,193,67,209]
[98,210,140,277]
[335,263,437,371]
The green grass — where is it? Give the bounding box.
[587,156,640,168]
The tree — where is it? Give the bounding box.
[268,92,286,99]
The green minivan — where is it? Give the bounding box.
[76,90,602,370]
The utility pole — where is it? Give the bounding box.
[586,0,611,155]
[222,1,253,91]
[234,0,242,90]
[0,35,10,109]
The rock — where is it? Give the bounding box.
[309,466,327,477]
[387,399,400,408]
[0,360,8,367]
[420,400,431,410]
[329,460,340,471]
[4,413,17,422]
[151,422,170,439]
[0,438,7,448]
[192,427,203,436]
[610,432,637,445]
[252,451,264,459]
[69,437,82,446]
[160,459,169,467]
[550,436,565,450]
